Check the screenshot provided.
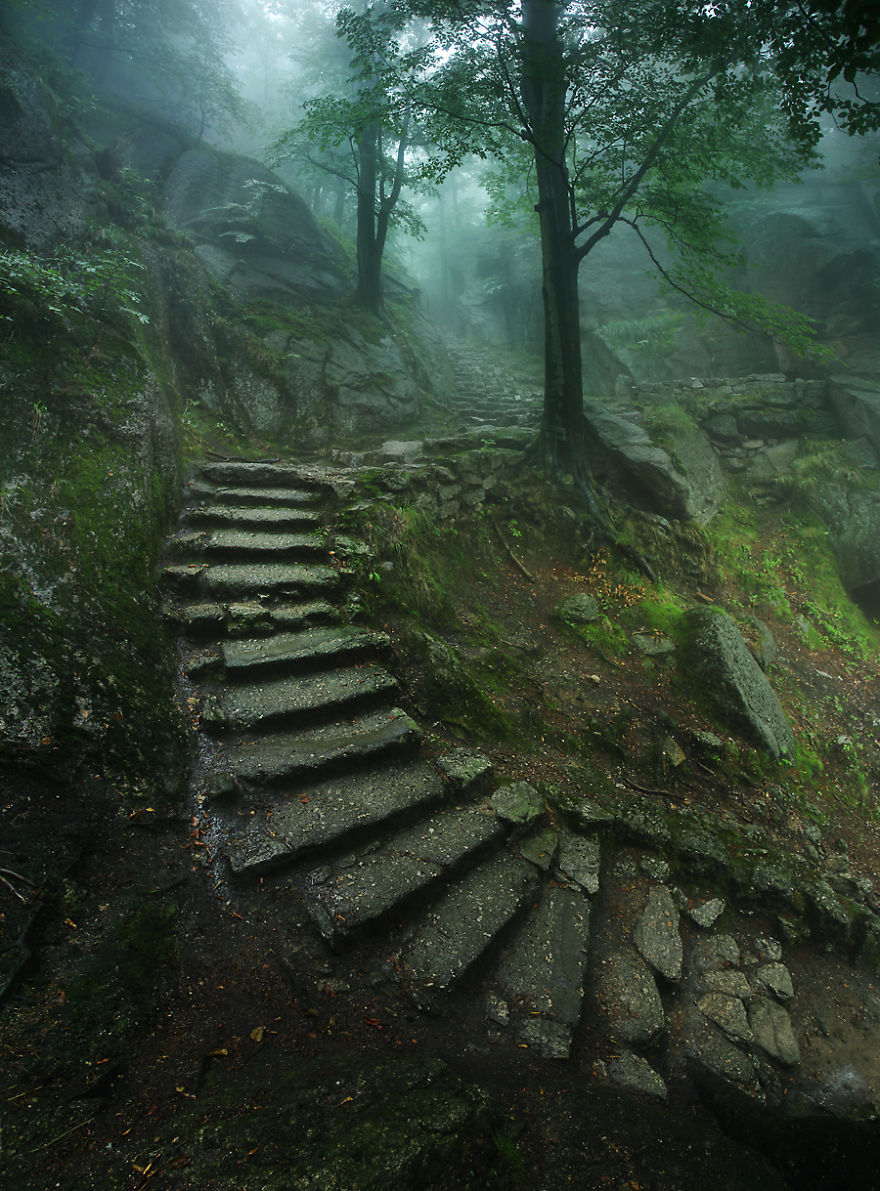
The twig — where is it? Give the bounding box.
[490,518,535,582]
[30,1116,91,1153]
[0,867,36,886]
[0,875,27,902]
[621,777,679,799]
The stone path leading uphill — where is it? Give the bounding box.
[162,457,880,1123]
[164,459,592,1060]
[161,395,880,1128]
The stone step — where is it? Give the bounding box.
[401,847,542,1001]
[168,528,327,560]
[164,561,340,599]
[187,504,322,530]
[202,665,399,732]
[222,625,389,676]
[226,706,422,787]
[165,599,340,638]
[193,484,323,508]
[199,461,327,488]
[305,803,505,944]
[225,760,448,876]
[494,885,592,1059]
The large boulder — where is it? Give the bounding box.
[745,209,880,373]
[584,403,725,522]
[684,609,795,758]
[808,483,880,615]
[163,148,348,302]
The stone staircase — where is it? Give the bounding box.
[442,337,542,431]
[163,458,594,1059]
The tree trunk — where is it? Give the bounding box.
[355,123,383,314]
[520,0,586,479]
[333,180,346,225]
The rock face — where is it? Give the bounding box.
[808,483,880,614]
[0,49,91,247]
[584,402,725,522]
[684,608,795,758]
[163,148,348,303]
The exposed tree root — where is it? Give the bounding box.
[527,432,657,582]
[490,517,535,582]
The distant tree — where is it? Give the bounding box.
[272,2,441,315]
[37,0,246,141]
[375,0,878,502]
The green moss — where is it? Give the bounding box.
[620,585,688,640]
[562,615,630,660]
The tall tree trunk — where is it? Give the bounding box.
[520,0,586,480]
[355,123,383,314]
[333,180,346,225]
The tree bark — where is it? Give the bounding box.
[519,0,586,480]
[355,123,383,314]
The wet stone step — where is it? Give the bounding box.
[401,848,542,1002]
[227,706,421,787]
[222,625,389,675]
[167,600,340,638]
[168,529,328,559]
[226,760,447,876]
[494,885,592,1059]
[202,665,399,732]
[306,804,505,944]
[167,561,339,599]
[199,461,326,488]
[202,485,323,508]
[187,504,322,530]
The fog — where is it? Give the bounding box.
[10,0,879,384]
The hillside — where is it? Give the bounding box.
[3,32,880,1191]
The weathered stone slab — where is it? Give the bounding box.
[198,561,339,598]
[222,626,387,674]
[433,750,494,796]
[490,782,543,825]
[403,850,541,997]
[702,970,752,1000]
[188,503,322,529]
[171,528,327,558]
[226,760,447,876]
[749,997,800,1066]
[200,461,326,487]
[687,897,726,928]
[594,947,665,1045]
[209,484,322,507]
[634,886,682,981]
[606,1051,668,1099]
[684,608,795,758]
[497,885,591,1058]
[306,804,504,941]
[613,796,671,849]
[519,827,558,870]
[228,707,421,785]
[556,830,601,895]
[270,601,340,630]
[753,962,794,1002]
[207,666,398,731]
[698,993,754,1046]
[554,593,601,624]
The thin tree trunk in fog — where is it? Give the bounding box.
[520,0,586,480]
[355,122,383,313]
[334,180,346,225]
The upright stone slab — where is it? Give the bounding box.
[684,608,795,758]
